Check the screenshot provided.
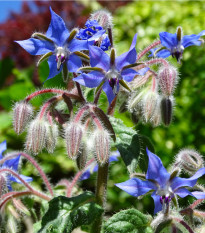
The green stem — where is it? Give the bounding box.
[91,162,109,233]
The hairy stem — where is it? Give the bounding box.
[172,217,194,233]
[137,40,161,60]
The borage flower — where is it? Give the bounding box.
[115,148,205,214]
[150,26,205,62]
[80,152,120,180]
[15,7,90,81]
[0,141,32,191]
[74,33,149,104]
[76,19,111,51]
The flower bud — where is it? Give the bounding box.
[0,174,6,196]
[25,119,49,155]
[65,123,83,159]
[175,149,204,173]
[13,102,33,134]
[158,66,178,96]
[90,10,113,29]
[142,91,159,122]
[160,96,173,126]
[127,89,146,112]
[93,129,110,165]
[45,124,59,153]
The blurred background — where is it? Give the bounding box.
[0,0,205,217]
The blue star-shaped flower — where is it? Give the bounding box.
[76,20,111,51]
[80,152,120,180]
[74,33,149,104]
[115,148,205,214]
[15,7,90,81]
[150,27,205,62]
[0,141,33,191]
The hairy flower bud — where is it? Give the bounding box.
[127,89,146,112]
[160,96,173,126]
[65,123,83,159]
[76,142,88,170]
[90,10,113,29]
[158,66,178,96]
[13,102,33,134]
[93,129,110,165]
[142,91,160,122]
[175,149,204,173]
[25,119,49,155]
[45,124,59,153]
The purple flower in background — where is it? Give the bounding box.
[0,141,33,191]
[76,20,111,51]
[74,33,149,104]
[150,27,205,62]
[15,7,89,81]
[115,148,205,214]
[81,152,120,180]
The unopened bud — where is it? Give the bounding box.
[93,130,110,165]
[25,119,49,155]
[160,97,173,126]
[0,174,6,196]
[7,216,18,233]
[151,102,162,126]
[90,10,113,29]
[175,149,204,173]
[76,142,88,170]
[128,89,146,111]
[65,123,83,159]
[142,91,159,122]
[45,124,59,153]
[158,66,178,96]
[13,102,33,134]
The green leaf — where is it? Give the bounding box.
[109,117,140,174]
[0,58,14,88]
[104,208,152,233]
[39,191,103,233]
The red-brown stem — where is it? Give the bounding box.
[189,198,205,209]
[193,210,205,218]
[145,58,169,67]
[66,158,95,197]
[173,217,194,233]
[73,105,89,123]
[94,87,103,105]
[47,111,53,125]
[151,77,157,92]
[137,40,161,60]
[39,96,62,120]
[57,179,70,188]
[0,190,51,210]
[0,153,54,196]
[25,89,81,102]
[76,82,86,102]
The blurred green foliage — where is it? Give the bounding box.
[0,0,205,217]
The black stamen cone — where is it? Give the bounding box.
[160,97,172,126]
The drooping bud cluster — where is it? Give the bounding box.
[45,123,59,153]
[175,149,204,174]
[13,102,33,135]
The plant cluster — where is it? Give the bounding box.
[0,7,205,233]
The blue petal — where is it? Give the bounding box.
[80,170,92,180]
[0,140,7,159]
[182,30,205,48]
[46,7,70,46]
[67,54,82,72]
[93,164,99,172]
[45,55,62,81]
[136,67,150,75]
[89,46,110,71]
[15,38,54,55]
[100,36,111,51]
[109,152,120,162]
[146,148,170,186]
[171,167,205,191]
[74,71,104,88]
[175,188,195,198]
[121,69,138,82]
[151,192,163,214]
[115,178,156,197]
[3,155,20,171]
[88,30,106,41]
[10,174,33,184]
[69,39,89,52]
[102,80,116,104]
[159,32,178,50]
[191,191,205,199]
[149,48,172,58]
